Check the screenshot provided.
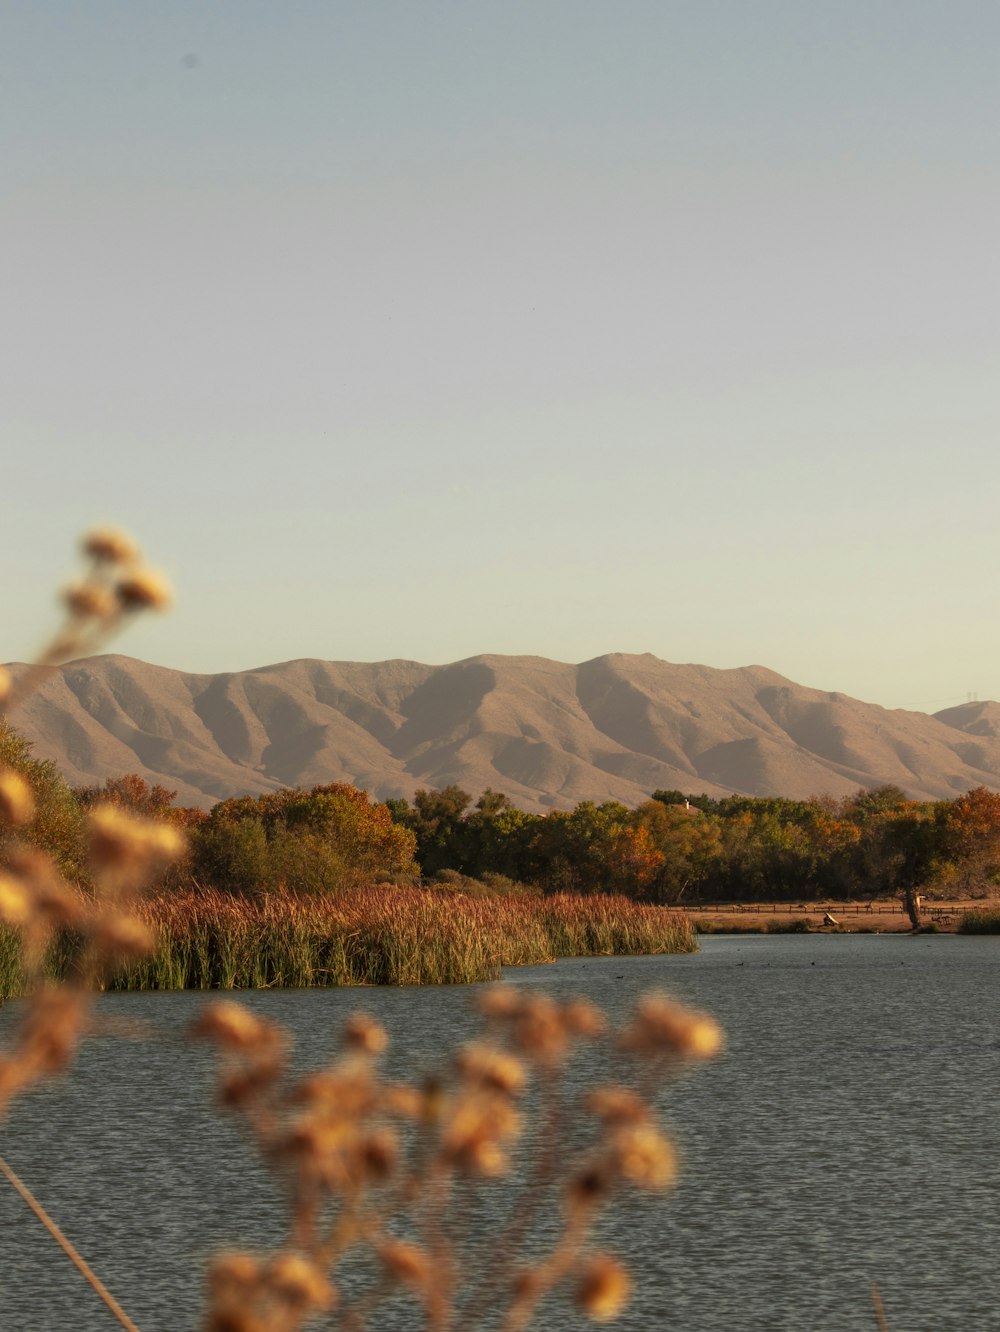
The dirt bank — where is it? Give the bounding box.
[686,900,975,934]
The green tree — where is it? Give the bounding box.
[527,801,657,897]
[393,785,473,877]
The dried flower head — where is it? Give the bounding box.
[619,994,724,1060]
[265,1252,335,1310]
[341,1012,389,1056]
[455,1043,527,1097]
[92,913,156,960]
[586,1086,651,1127]
[0,871,32,927]
[382,1083,426,1119]
[208,1252,261,1299]
[510,995,571,1065]
[563,998,607,1039]
[115,569,173,612]
[566,1165,613,1214]
[4,848,84,930]
[610,1123,678,1191]
[82,526,140,565]
[194,1000,285,1054]
[0,767,35,828]
[379,1240,432,1291]
[360,1127,399,1181]
[63,581,118,621]
[87,804,186,882]
[441,1092,521,1176]
[19,985,89,1077]
[476,985,524,1019]
[575,1254,631,1322]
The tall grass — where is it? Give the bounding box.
[957,907,1000,934]
[0,886,694,996]
[129,886,695,989]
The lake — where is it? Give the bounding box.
[2,933,999,1331]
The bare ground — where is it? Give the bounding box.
[684,900,981,934]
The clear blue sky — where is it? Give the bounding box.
[3,1,997,711]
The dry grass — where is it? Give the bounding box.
[0,886,694,996]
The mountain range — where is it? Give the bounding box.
[6,653,1000,811]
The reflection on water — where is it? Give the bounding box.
[2,934,999,1331]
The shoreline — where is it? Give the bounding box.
[684,899,981,935]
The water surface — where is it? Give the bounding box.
[2,933,998,1330]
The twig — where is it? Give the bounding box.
[871,1282,890,1332]
[0,1154,142,1332]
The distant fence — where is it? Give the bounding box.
[688,902,962,920]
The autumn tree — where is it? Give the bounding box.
[0,719,87,882]
[526,801,663,897]
[193,783,417,895]
[630,800,723,903]
[841,791,939,923]
[935,787,1000,897]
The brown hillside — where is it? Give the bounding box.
[6,653,999,811]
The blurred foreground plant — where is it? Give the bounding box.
[0,528,182,1112]
[195,987,722,1332]
[0,531,184,1326]
[0,531,724,1332]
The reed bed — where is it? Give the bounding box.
[0,886,694,997]
[957,907,1000,934]
[123,885,695,989]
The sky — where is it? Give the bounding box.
[2,1,998,713]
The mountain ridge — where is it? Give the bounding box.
[6,652,998,812]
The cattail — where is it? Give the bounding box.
[575,1254,631,1321]
[82,526,139,565]
[0,665,11,709]
[115,568,172,612]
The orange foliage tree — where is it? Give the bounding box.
[194,784,418,894]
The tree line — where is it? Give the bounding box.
[5,720,1000,902]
